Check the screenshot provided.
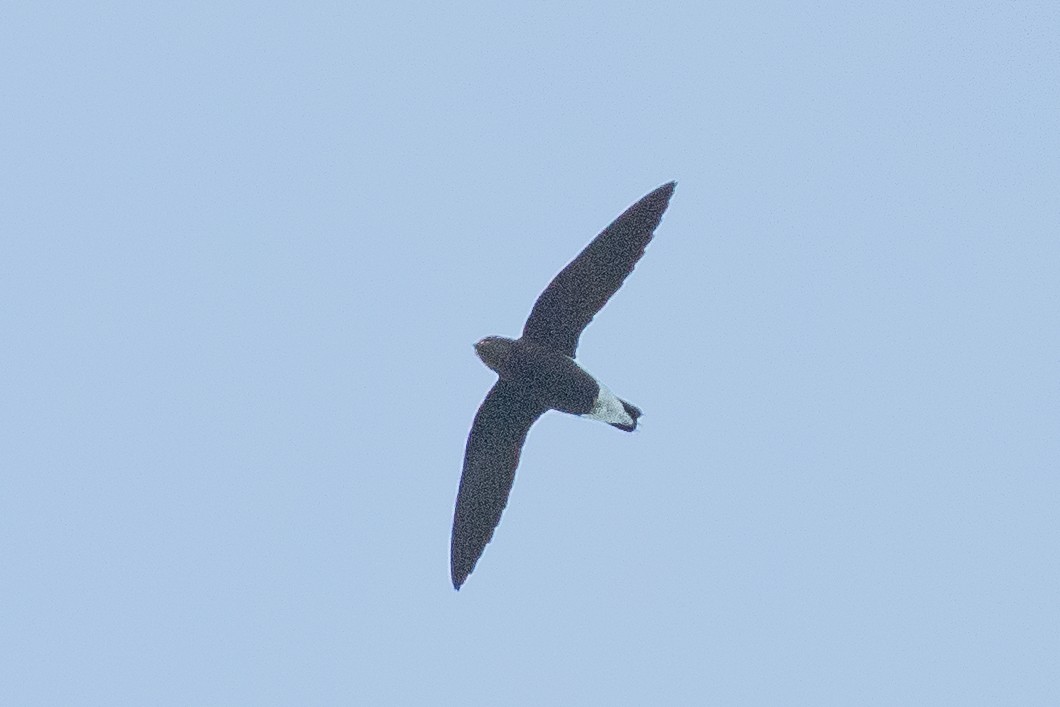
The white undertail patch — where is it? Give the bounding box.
[583,382,634,427]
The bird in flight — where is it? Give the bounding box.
[450,182,676,589]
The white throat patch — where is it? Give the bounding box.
[583,382,634,427]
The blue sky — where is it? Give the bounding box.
[3,3,1058,704]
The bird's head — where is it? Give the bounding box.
[474,336,515,375]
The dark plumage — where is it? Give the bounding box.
[451,182,676,589]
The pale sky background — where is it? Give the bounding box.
[3,3,1059,705]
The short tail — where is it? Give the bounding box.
[609,400,642,432]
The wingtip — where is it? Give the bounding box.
[647,181,676,204]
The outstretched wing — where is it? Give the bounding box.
[521,182,675,357]
[451,380,547,589]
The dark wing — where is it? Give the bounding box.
[451,379,547,589]
[521,182,675,357]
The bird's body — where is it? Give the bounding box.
[474,336,640,429]
[451,182,676,589]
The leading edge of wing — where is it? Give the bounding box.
[451,379,547,589]
[521,182,676,356]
